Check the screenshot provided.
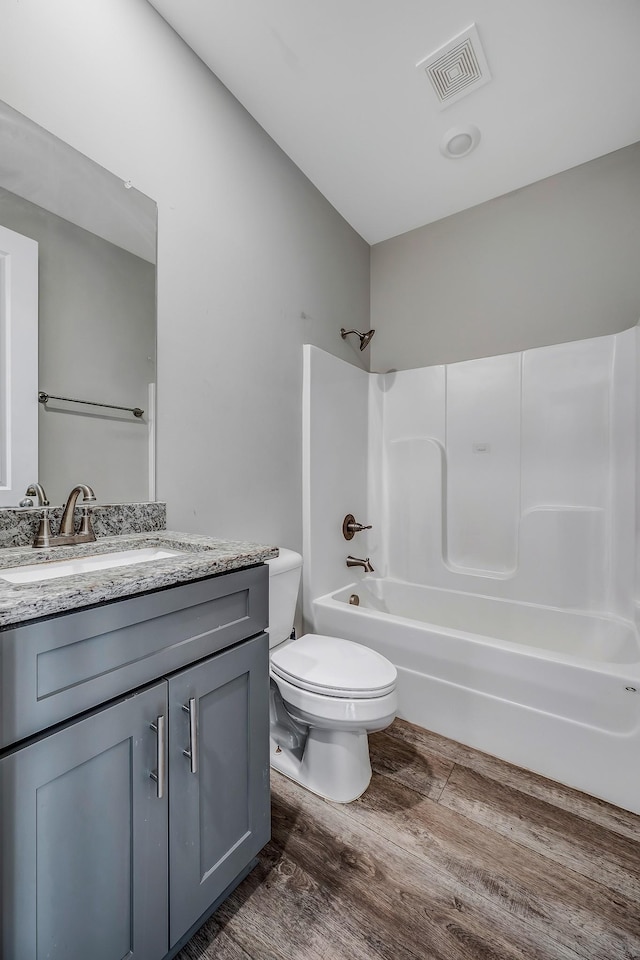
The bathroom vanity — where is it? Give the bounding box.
[0,531,276,960]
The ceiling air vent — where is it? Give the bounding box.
[416,24,491,110]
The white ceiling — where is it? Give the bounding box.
[147,0,640,244]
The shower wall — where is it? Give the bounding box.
[305,326,638,621]
[302,345,370,626]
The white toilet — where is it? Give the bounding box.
[267,548,398,803]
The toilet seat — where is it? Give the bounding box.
[273,671,398,728]
[270,633,397,699]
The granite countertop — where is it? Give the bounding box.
[0,531,278,628]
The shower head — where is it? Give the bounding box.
[340,327,375,351]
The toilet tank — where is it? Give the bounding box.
[265,548,302,649]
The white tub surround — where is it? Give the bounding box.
[303,326,640,813]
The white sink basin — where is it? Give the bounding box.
[0,547,186,584]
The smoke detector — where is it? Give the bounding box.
[416,23,491,110]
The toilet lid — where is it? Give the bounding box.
[270,634,397,699]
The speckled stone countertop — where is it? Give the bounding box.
[0,502,167,548]
[0,531,278,628]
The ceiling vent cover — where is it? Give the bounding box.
[417,24,491,110]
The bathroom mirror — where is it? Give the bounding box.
[0,99,157,506]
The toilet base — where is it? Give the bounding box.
[270,726,373,803]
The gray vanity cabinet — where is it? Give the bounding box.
[168,633,269,947]
[0,565,270,960]
[0,682,169,960]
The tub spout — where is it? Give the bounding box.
[346,555,374,573]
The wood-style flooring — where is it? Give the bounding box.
[177,719,640,960]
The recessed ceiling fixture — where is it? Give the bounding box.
[440,125,481,159]
[417,23,491,110]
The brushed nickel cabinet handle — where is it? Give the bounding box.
[182,698,198,774]
[150,715,166,799]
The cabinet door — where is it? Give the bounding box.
[168,633,270,946]
[0,683,169,960]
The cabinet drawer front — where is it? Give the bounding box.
[0,565,267,748]
[0,683,169,960]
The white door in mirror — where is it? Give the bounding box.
[0,548,185,584]
[0,225,38,506]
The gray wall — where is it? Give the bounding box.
[370,143,640,370]
[0,186,155,505]
[0,0,369,548]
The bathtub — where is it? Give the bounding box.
[313,578,640,814]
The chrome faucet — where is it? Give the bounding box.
[346,555,374,573]
[32,484,97,548]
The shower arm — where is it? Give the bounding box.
[340,327,375,351]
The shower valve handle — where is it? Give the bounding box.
[343,514,373,540]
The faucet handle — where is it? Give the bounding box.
[78,505,96,542]
[342,514,373,540]
[32,508,54,549]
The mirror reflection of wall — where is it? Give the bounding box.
[0,99,157,506]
